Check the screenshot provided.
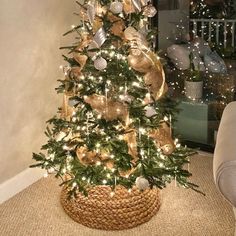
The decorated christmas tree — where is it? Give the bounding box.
[31,0,200,230]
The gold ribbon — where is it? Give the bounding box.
[149,122,175,155]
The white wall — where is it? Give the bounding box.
[0,0,77,184]
[158,0,189,50]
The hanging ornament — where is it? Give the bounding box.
[135,176,149,190]
[145,106,156,117]
[143,4,157,17]
[110,1,123,14]
[94,27,107,47]
[94,57,107,70]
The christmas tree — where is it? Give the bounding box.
[31,0,199,198]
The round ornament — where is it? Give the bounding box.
[135,176,149,190]
[110,1,123,14]
[145,106,156,117]
[143,4,157,17]
[94,57,107,70]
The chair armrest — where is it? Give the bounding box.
[213,102,236,207]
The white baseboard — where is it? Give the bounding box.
[0,168,46,204]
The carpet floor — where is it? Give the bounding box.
[0,154,234,236]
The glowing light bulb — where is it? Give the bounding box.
[96,161,101,166]
[164,116,168,122]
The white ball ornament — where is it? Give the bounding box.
[110,1,123,14]
[145,106,156,117]
[135,176,149,190]
[94,57,107,71]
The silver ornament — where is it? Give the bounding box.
[135,176,149,190]
[143,4,157,18]
[145,106,156,117]
[110,1,123,14]
[94,27,107,47]
[94,57,107,70]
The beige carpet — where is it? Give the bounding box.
[0,154,234,236]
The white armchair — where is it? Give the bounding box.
[213,101,236,235]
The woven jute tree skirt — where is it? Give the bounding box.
[60,185,161,230]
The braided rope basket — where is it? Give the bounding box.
[60,185,161,230]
